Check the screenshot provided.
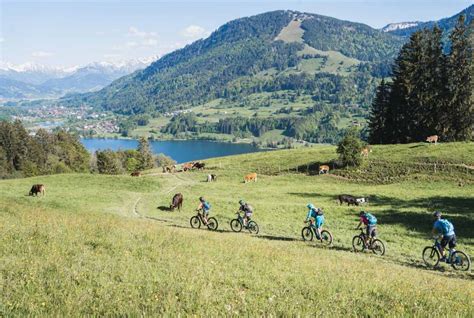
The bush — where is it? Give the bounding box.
[155,153,176,167]
[337,128,363,167]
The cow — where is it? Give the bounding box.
[29,184,45,197]
[182,162,194,171]
[170,193,183,211]
[131,171,141,177]
[338,194,359,206]
[356,197,369,205]
[207,174,217,182]
[426,135,439,145]
[193,162,205,170]
[319,165,330,174]
[361,146,372,158]
[244,173,257,183]
[162,165,176,173]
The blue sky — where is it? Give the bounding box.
[0,0,472,67]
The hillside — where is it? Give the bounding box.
[1,143,473,315]
[64,10,404,115]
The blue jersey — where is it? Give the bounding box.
[306,208,324,228]
[433,219,455,237]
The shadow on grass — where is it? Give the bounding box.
[255,234,300,242]
[157,206,172,212]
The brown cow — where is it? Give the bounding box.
[182,162,194,171]
[426,135,439,144]
[29,184,45,197]
[361,146,372,158]
[170,193,183,211]
[319,165,330,174]
[131,171,141,177]
[244,173,257,183]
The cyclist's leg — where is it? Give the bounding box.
[439,236,449,259]
[447,235,457,261]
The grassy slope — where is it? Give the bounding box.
[1,143,473,315]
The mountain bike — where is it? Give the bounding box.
[352,228,385,256]
[190,209,218,231]
[301,222,333,246]
[230,212,259,234]
[422,238,471,271]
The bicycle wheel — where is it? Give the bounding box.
[450,251,471,271]
[230,219,242,232]
[207,217,218,231]
[320,230,333,246]
[422,246,440,268]
[352,235,365,252]
[190,216,201,229]
[301,227,313,241]
[370,239,385,256]
[248,221,259,235]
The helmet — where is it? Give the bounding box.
[359,211,366,216]
[199,196,205,202]
[239,199,245,205]
[307,203,315,210]
[433,211,441,218]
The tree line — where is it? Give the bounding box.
[369,16,473,144]
[0,121,175,178]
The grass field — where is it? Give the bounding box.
[1,142,473,315]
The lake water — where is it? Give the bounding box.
[81,138,262,163]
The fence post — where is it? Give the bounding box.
[434,163,437,173]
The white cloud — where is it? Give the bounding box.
[32,51,53,58]
[181,25,207,38]
[128,26,157,39]
[126,41,139,48]
[142,38,158,47]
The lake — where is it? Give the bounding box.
[81,138,262,163]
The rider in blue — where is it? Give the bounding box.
[356,211,377,245]
[305,203,324,240]
[432,211,456,262]
[197,196,211,225]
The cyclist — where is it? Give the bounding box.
[356,211,377,245]
[305,203,324,241]
[431,211,456,262]
[197,196,211,225]
[238,199,253,227]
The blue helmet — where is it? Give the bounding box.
[307,203,315,210]
[433,211,442,218]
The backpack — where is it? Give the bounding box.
[438,219,454,235]
[365,213,377,225]
[245,204,254,213]
[203,201,211,210]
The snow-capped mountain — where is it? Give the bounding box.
[0,57,157,99]
[381,22,421,33]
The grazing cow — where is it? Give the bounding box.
[170,193,183,211]
[361,146,372,158]
[338,194,359,206]
[131,171,141,177]
[356,197,369,205]
[29,184,45,197]
[207,174,217,182]
[162,165,176,173]
[193,162,205,170]
[426,135,439,144]
[182,162,194,171]
[319,165,330,174]
[244,173,257,183]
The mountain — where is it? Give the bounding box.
[65,10,404,114]
[0,58,156,99]
[383,4,473,37]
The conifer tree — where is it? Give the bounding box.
[368,79,390,144]
[446,15,473,141]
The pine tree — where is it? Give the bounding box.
[446,15,473,141]
[137,137,154,170]
[368,79,390,144]
[337,128,363,167]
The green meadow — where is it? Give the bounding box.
[1,142,473,316]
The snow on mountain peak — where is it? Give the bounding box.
[382,22,420,32]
